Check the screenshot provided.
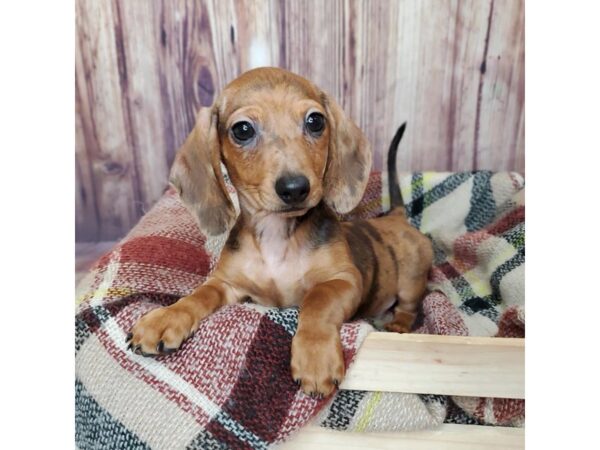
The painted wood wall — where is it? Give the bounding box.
[76,0,524,242]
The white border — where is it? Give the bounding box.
[527,0,600,448]
[0,2,74,448]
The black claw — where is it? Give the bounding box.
[134,346,155,357]
[127,342,133,351]
[294,379,301,387]
[309,392,317,399]
[333,379,340,387]
[125,332,133,342]
[157,341,177,355]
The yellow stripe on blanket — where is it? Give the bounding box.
[422,171,443,191]
[451,242,518,299]
[76,286,135,306]
[355,391,383,432]
[462,270,492,298]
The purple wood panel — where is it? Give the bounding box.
[76,0,524,241]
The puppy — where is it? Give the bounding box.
[128,68,432,397]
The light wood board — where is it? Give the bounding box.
[341,332,524,399]
[283,424,524,450]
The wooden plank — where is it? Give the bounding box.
[205,0,241,90]
[230,0,283,71]
[445,0,497,170]
[157,0,222,161]
[283,424,524,450]
[346,0,395,171]
[340,333,524,399]
[75,0,141,240]
[475,0,525,170]
[514,109,525,174]
[282,0,345,101]
[389,0,493,172]
[75,93,99,241]
[115,0,171,212]
[205,0,283,82]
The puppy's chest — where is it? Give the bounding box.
[240,220,311,307]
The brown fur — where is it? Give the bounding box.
[129,68,432,397]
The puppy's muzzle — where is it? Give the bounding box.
[275,174,310,205]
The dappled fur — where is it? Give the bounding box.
[129,68,432,397]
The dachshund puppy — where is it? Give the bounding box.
[128,67,433,397]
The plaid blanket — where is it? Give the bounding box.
[75,171,525,449]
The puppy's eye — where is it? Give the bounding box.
[305,112,325,135]
[231,121,256,144]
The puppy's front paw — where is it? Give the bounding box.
[291,327,345,398]
[127,305,195,356]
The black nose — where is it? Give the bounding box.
[275,174,310,205]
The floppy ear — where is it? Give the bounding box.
[322,94,373,214]
[169,107,236,236]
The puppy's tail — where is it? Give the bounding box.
[387,122,407,212]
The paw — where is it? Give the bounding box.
[385,310,416,334]
[291,328,345,398]
[126,305,195,356]
[384,322,411,333]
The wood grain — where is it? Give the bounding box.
[389,0,494,171]
[475,0,525,171]
[340,332,525,399]
[75,92,99,241]
[76,0,142,240]
[76,0,525,241]
[115,1,171,213]
[282,424,524,450]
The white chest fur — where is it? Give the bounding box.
[242,214,310,306]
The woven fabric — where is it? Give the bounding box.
[75,171,525,449]
[314,171,526,431]
[408,171,525,427]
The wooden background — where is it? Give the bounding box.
[76,0,524,242]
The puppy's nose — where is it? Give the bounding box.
[275,175,310,205]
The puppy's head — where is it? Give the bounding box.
[170,67,372,235]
